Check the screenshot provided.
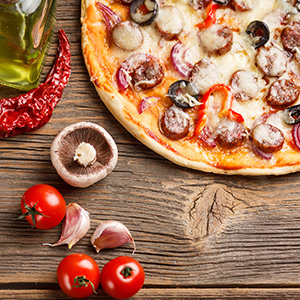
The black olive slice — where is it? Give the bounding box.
[282,105,300,125]
[246,20,270,49]
[168,80,200,109]
[213,0,230,5]
[130,0,158,26]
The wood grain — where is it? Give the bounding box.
[2,288,300,300]
[2,0,300,299]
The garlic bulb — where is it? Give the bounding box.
[44,203,90,249]
[90,220,136,253]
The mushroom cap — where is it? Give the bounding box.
[51,122,118,188]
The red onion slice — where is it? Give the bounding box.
[292,123,300,151]
[138,96,160,114]
[116,67,129,92]
[251,144,273,160]
[116,53,156,91]
[171,41,194,79]
[96,2,121,31]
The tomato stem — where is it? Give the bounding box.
[73,276,97,294]
[121,266,134,278]
[15,199,49,228]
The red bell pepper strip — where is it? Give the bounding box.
[194,84,244,137]
[196,1,218,29]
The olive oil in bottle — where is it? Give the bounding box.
[0,0,56,90]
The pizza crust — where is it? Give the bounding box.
[81,0,300,175]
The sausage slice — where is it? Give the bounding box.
[159,106,190,140]
[189,58,222,95]
[230,70,260,101]
[112,21,143,51]
[215,118,247,148]
[256,46,287,77]
[191,0,211,9]
[231,0,255,11]
[250,123,284,153]
[155,6,183,40]
[132,59,164,90]
[198,24,233,56]
[281,21,300,53]
[266,79,300,108]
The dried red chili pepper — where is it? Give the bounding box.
[0,29,71,138]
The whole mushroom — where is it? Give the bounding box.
[51,122,118,188]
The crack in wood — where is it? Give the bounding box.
[187,184,248,242]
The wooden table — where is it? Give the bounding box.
[2,1,300,299]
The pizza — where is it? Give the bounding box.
[81,0,300,175]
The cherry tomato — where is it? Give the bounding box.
[57,253,100,299]
[100,256,145,300]
[19,184,66,230]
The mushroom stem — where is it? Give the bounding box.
[73,142,97,167]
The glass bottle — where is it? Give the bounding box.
[0,0,56,91]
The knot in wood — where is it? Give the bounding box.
[187,184,247,241]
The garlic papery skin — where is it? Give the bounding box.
[90,220,136,253]
[44,203,90,249]
[73,142,97,167]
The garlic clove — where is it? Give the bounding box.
[90,220,136,253]
[44,203,90,249]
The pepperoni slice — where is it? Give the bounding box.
[250,123,284,153]
[159,106,190,140]
[266,79,300,108]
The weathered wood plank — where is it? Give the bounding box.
[2,288,300,300]
[2,162,300,286]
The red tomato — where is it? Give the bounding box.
[100,256,145,300]
[57,253,100,299]
[20,184,66,230]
